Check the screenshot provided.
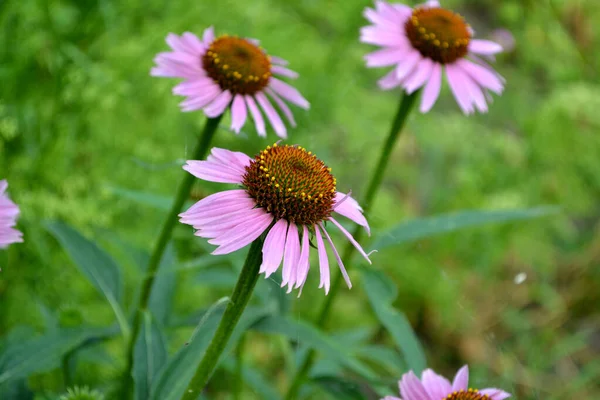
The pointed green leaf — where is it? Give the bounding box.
[373,206,559,250]
[133,311,168,400]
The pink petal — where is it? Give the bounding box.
[180,190,248,215]
[294,225,310,289]
[157,51,199,65]
[173,78,217,96]
[400,371,430,400]
[420,63,442,112]
[455,65,488,113]
[479,388,511,400]
[404,58,434,94]
[269,78,310,109]
[183,160,244,184]
[421,369,452,400]
[179,86,221,112]
[204,90,232,118]
[265,88,296,127]
[378,68,402,90]
[314,225,330,294]
[452,365,469,391]
[211,211,273,255]
[181,32,206,54]
[469,39,503,55]
[0,180,7,193]
[209,147,252,170]
[165,33,190,53]
[365,48,407,67]
[200,208,269,239]
[375,1,409,22]
[271,65,299,79]
[395,50,421,81]
[193,208,258,230]
[202,26,215,46]
[255,92,287,138]
[363,7,402,29]
[260,219,288,277]
[457,59,504,94]
[333,193,370,235]
[446,63,474,114]
[382,397,401,400]
[318,223,352,289]
[180,198,255,223]
[245,95,266,137]
[360,26,407,47]
[328,218,371,265]
[281,222,301,292]
[230,95,248,133]
[270,56,289,66]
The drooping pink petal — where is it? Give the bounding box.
[365,48,408,68]
[269,78,310,109]
[457,59,504,94]
[245,95,266,137]
[208,148,252,170]
[192,208,258,230]
[378,68,402,90]
[421,369,452,400]
[183,160,244,184]
[395,50,421,81]
[230,95,248,133]
[281,222,301,291]
[255,92,287,138]
[157,50,200,66]
[333,192,370,235]
[269,56,289,66]
[314,225,330,294]
[173,78,217,96]
[181,190,248,215]
[454,66,488,113]
[260,219,288,277]
[204,90,233,117]
[446,63,474,114]
[202,26,215,46]
[404,58,434,94]
[0,180,22,249]
[318,223,352,289]
[469,39,504,55]
[294,225,310,290]
[179,86,222,112]
[211,211,273,255]
[400,371,430,400]
[272,65,299,79]
[265,88,296,127]
[180,198,255,224]
[479,388,511,400]
[452,365,469,391]
[420,63,442,112]
[328,218,371,265]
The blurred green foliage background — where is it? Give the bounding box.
[1,0,600,399]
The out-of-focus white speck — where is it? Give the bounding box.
[514,272,527,284]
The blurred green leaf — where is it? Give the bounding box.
[361,268,426,374]
[221,360,281,400]
[0,328,105,385]
[133,311,168,400]
[106,186,173,211]
[150,306,268,400]
[354,345,405,375]
[313,376,367,400]
[253,316,376,380]
[373,206,559,250]
[46,221,129,338]
[148,244,177,326]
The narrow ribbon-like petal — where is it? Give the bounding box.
[314,225,330,294]
[204,90,232,118]
[281,222,301,291]
[230,94,248,133]
[260,219,288,277]
[479,388,511,400]
[294,225,310,290]
[255,92,287,138]
[269,78,310,109]
[245,95,266,137]
[469,39,503,55]
[318,223,352,289]
[328,218,371,265]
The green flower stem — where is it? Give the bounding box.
[284,91,419,400]
[182,238,264,400]
[124,114,223,395]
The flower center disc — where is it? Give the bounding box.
[405,7,471,64]
[202,36,272,95]
[242,144,337,226]
[445,389,490,400]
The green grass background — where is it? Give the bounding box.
[1,0,600,398]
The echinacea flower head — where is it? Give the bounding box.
[0,180,23,249]
[383,365,511,400]
[152,27,310,138]
[179,144,372,294]
[361,1,506,114]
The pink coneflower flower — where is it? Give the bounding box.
[383,365,511,400]
[179,144,371,294]
[361,1,505,114]
[151,27,309,138]
[0,180,23,248]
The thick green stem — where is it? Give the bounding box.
[181,238,264,400]
[124,115,223,395]
[284,91,419,400]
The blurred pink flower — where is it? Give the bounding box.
[152,27,309,138]
[0,180,23,248]
[179,144,372,294]
[361,1,505,114]
[383,365,511,400]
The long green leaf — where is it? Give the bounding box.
[107,186,173,211]
[373,206,559,250]
[221,360,281,400]
[0,328,106,385]
[133,311,168,400]
[361,268,426,374]
[46,222,129,338]
[253,316,376,380]
[150,306,268,400]
[148,244,177,326]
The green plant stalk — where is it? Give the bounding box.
[124,114,223,395]
[284,91,419,399]
[234,333,246,400]
[181,238,264,400]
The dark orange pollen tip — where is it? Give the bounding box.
[202,35,272,95]
[242,143,337,226]
[405,7,471,64]
[445,388,490,400]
